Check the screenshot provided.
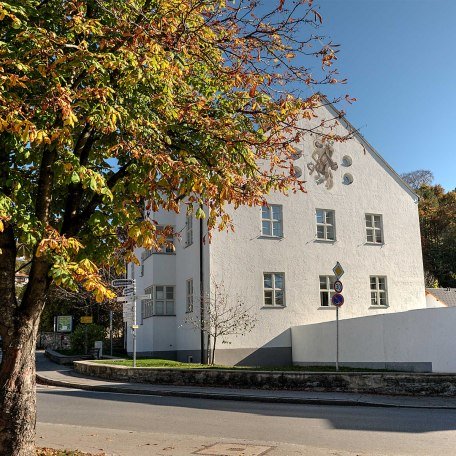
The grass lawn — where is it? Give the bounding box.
[37,449,105,455]
[94,358,393,372]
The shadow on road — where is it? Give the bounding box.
[37,387,456,434]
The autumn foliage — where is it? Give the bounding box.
[0,1,344,453]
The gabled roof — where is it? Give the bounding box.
[426,288,456,307]
[318,95,419,202]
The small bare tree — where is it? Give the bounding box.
[185,280,257,365]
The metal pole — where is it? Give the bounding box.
[132,328,136,368]
[336,306,339,372]
[133,281,137,368]
[109,310,113,356]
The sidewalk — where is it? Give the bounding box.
[36,352,456,409]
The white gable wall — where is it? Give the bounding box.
[208,106,425,364]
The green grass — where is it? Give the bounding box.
[94,358,394,372]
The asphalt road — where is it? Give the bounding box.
[37,385,456,456]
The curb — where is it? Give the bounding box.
[36,373,456,410]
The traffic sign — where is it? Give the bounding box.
[332,293,344,307]
[116,296,134,302]
[137,294,151,300]
[123,286,135,296]
[334,280,343,293]
[111,279,135,287]
[332,262,344,279]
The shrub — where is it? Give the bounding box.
[70,324,106,354]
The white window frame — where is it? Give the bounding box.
[142,285,175,318]
[319,275,336,307]
[186,278,194,313]
[261,204,283,238]
[142,285,154,319]
[370,276,388,307]
[365,214,383,244]
[186,215,193,246]
[315,209,336,241]
[263,272,285,307]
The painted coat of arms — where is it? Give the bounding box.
[307,140,338,190]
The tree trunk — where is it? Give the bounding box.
[0,316,40,456]
[211,336,216,366]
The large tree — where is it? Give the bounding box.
[0,1,345,453]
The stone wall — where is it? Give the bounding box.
[74,361,456,397]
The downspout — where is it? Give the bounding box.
[199,218,206,364]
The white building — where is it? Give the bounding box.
[126,102,426,366]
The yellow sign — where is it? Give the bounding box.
[80,316,93,324]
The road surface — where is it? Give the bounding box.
[37,385,456,456]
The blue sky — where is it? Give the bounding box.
[309,0,455,190]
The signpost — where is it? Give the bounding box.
[111,279,135,288]
[111,279,151,368]
[56,315,73,333]
[332,262,345,372]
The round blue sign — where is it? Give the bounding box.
[332,293,344,307]
[334,280,343,293]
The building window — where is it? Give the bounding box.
[142,286,154,318]
[316,209,335,241]
[319,275,336,307]
[140,263,144,277]
[186,279,194,312]
[142,285,175,318]
[370,276,388,306]
[130,263,135,280]
[155,285,175,315]
[186,215,193,246]
[261,205,283,237]
[263,273,285,307]
[365,214,383,244]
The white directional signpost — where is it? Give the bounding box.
[332,262,345,372]
[111,278,151,367]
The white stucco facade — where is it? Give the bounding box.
[126,104,426,365]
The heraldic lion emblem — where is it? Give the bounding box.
[307,140,338,190]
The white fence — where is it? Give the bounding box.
[291,307,456,373]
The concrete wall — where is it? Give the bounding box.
[292,307,456,373]
[74,360,456,396]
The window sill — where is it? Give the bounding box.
[258,235,284,240]
[152,314,177,317]
[184,243,193,249]
[365,242,384,246]
[318,306,336,310]
[152,252,176,255]
[261,305,286,309]
[369,306,389,309]
[314,239,337,244]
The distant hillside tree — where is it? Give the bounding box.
[416,185,456,287]
[401,169,434,190]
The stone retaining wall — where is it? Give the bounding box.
[74,361,456,397]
